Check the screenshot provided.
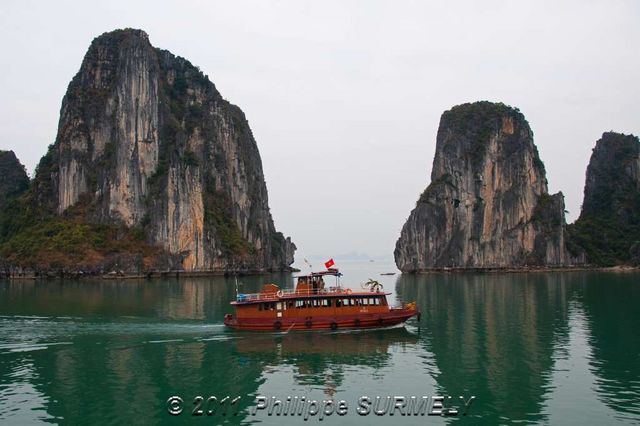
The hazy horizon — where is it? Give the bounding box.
[1,1,638,260]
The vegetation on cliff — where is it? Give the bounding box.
[438,102,545,172]
[0,151,29,209]
[0,194,166,274]
[567,132,640,266]
[0,151,30,242]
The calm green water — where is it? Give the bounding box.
[1,263,639,425]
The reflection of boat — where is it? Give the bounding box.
[380,272,396,276]
[235,327,419,355]
[224,269,419,331]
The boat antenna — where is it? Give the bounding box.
[303,258,313,272]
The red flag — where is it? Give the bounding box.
[324,258,335,269]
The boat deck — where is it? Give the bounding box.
[232,288,389,304]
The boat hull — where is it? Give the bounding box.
[223,308,419,331]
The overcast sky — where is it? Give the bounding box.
[1,0,638,261]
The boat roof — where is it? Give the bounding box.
[294,268,342,278]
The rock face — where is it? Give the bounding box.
[32,29,294,271]
[581,132,640,221]
[568,132,640,266]
[0,151,29,211]
[395,102,579,271]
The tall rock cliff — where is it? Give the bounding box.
[395,102,580,272]
[568,132,640,266]
[22,29,294,272]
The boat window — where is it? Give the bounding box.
[276,302,282,310]
[336,299,342,307]
[362,298,368,306]
[295,300,304,308]
[343,298,350,306]
[373,298,380,305]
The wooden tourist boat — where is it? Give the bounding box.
[223,269,420,331]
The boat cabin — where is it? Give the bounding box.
[294,268,341,295]
[231,269,390,321]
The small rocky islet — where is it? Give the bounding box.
[395,102,639,272]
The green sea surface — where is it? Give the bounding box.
[1,262,639,425]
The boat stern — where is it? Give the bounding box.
[391,301,421,323]
[409,302,421,322]
[224,313,237,328]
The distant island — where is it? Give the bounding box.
[395,101,639,272]
[304,252,392,263]
[0,29,295,278]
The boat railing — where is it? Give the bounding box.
[236,287,356,302]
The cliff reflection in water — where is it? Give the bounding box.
[581,273,640,421]
[0,273,294,320]
[396,273,569,423]
[395,271,640,424]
